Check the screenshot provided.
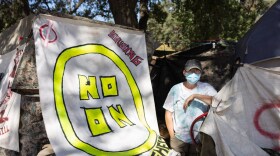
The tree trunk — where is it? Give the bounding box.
[20,0,30,16]
[108,0,138,28]
[139,0,149,31]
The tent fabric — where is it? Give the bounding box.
[235,1,280,64]
[252,58,280,70]
[0,15,34,55]
[0,44,25,152]
[32,14,172,155]
[200,64,280,156]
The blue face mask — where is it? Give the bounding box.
[185,73,201,84]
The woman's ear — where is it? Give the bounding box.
[183,69,186,75]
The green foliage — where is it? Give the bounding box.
[148,1,192,50]
[148,0,274,51]
[0,0,28,33]
[0,0,276,50]
[28,0,112,20]
[150,3,168,24]
[0,0,114,33]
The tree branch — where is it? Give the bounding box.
[70,0,85,14]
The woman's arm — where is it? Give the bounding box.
[183,94,213,110]
[165,110,174,138]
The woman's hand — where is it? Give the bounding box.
[183,94,214,111]
[183,94,195,111]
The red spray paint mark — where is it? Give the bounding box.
[254,103,280,151]
[18,36,24,41]
[39,24,57,43]
[0,117,8,123]
[273,146,280,152]
[254,103,280,139]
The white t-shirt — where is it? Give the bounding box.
[163,82,217,143]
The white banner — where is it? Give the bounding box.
[201,64,280,156]
[33,15,170,155]
[0,44,24,151]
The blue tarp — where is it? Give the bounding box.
[235,1,280,64]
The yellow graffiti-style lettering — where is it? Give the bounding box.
[53,44,157,155]
[84,108,112,136]
[100,76,118,97]
[108,104,134,128]
[79,75,99,100]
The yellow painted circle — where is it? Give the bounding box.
[53,44,157,155]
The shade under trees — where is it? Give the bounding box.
[0,0,276,51]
